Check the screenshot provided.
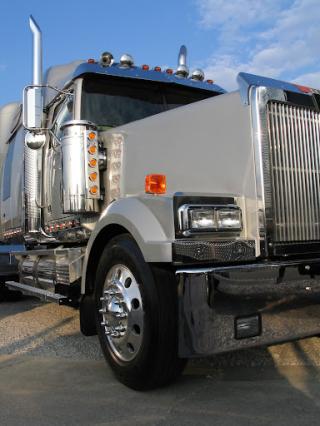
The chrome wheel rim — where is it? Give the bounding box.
[99,264,144,362]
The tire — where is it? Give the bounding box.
[0,283,5,302]
[95,234,186,390]
[0,282,22,302]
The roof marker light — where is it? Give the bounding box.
[142,64,149,70]
[166,68,173,75]
[154,66,161,72]
[294,84,312,94]
[87,59,95,64]
[206,79,214,84]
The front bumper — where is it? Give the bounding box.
[177,259,320,358]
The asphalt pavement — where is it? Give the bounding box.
[1,297,320,426]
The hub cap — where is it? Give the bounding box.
[99,264,144,362]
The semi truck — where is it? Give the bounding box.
[2,15,320,390]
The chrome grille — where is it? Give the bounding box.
[267,102,320,242]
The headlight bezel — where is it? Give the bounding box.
[178,203,242,236]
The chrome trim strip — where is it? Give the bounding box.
[249,86,285,254]
[177,203,241,235]
[175,258,320,274]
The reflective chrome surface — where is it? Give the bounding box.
[99,264,144,362]
[268,102,320,242]
[190,69,205,81]
[24,144,42,237]
[61,121,100,213]
[178,261,320,357]
[119,54,134,68]
[100,51,114,67]
[25,131,46,149]
[250,86,286,254]
[176,45,189,78]
[237,72,313,106]
[16,247,84,288]
[29,15,42,85]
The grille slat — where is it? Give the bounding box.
[267,102,320,242]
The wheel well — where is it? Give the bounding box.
[84,224,130,295]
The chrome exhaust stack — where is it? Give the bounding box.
[175,45,189,78]
[29,15,43,85]
[24,16,49,241]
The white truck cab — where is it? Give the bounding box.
[2,16,320,390]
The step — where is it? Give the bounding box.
[5,281,68,304]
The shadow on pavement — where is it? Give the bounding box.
[0,340,320,425]
[1,298,320,425]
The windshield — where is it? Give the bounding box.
[81,76,216,129]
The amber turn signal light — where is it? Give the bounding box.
[89,185,98,195]
[88,158,97,168]
[88,132,96,140]
[88,145,97,155]
[89,172,98,181]
[145,174,166,194]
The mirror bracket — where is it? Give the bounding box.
[22,84,74,131]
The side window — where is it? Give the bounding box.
[52,96,74,140]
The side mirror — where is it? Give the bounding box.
[23,85,44,130]
[25,131,46,150]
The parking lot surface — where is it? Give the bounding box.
[1,297,320,425]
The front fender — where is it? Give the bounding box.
[81,196,174,293]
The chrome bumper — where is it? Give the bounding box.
[177,260,320,358]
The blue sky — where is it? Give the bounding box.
[1,0,320,106]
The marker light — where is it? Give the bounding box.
[294,84,312,93]
[89,158,97,168]
[89,186,98,195]
[154,66,161,72]
[88,145,97,155]
[88,132,96,141]
[206,79,214,84]
[87,59,95,64]
[89,172,98,181]
[166,68,173,75]
[142,64,150,70]
[145,174,166,194]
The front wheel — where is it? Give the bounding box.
[95,234,186,390]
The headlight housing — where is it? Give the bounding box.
[178,204,242,235]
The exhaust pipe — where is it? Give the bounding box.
[176,45,189,78]
[24,15,47,241]
[29,15,42,85]
[178,45,187,67]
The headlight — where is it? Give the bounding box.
[216,208,242,230]
[178,204,242,235]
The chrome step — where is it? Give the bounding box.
[5,281,68,304]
